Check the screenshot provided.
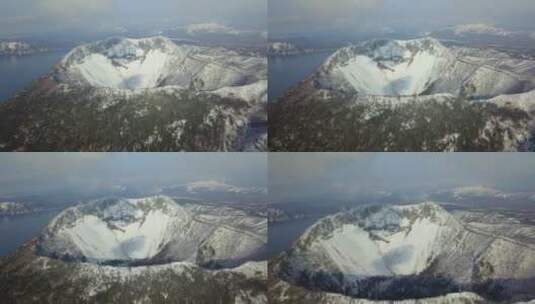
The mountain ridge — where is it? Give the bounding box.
[270,202,535,302]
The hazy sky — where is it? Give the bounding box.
[0,153,266,197]
[0,0,266,36]
[269,0,535,36]
[269,153,535,202]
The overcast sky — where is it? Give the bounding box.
[269,0,535,36]
[0,0,266,36]
[269,153,535,202]
[0,153,266,198]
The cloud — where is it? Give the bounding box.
[0,153,266,198]
[38,0,110,18]
[0,0,266,36]
[269,153,535,203]
[269,0,535,35]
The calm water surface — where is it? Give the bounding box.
[0,51,67,102]
[268,52,332,102]
[264,217,321,259]
[0,211,59,257]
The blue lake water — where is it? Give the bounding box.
[0,209,318,260]
[268,52,333,102]
[265,217,321,258]
[0,51,67,102]
[0,211,60,257]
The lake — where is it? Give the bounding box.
[0,210,319,261]
[0,211,60,257]
[268,52,333,102]
[0,51,67,102]
[264,217,321,259]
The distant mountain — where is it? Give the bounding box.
[268,42,302,56]
[0,36,267,151]
[269,37,535,151]
[270,202,535,303]
[0,196,267,303]
[186,23,242,36]
[432,23,535,40]
[156,180,268,207]
[0,202,33,216]
[450,24,515,37]
[184,180,267,195]
[0,41,47,56]
[431,186,535,205]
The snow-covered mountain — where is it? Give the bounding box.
[155,181,268,207]
[451,24,514,37]
[316,38,535,98]
[0,36,267,151]
[56,36,266,98]
[0,196,267,303]
[431,23,535,42]
[186,23,242,36]
[269,37,535,151]
[450,186,511,199]
[270,202,535,303]
[430,186,535,205]
[0,41,47,56]
[0,201,33,216]
[185,180,267,195]
[268,42,301,56]
[37,196,266,267]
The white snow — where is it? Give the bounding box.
[320,37,535,101]
[309,205,446,276]
[61,201,185,261]
[451,186,508,199]
[41,196,266,266]
[186,23,241,35]
[185,180,267,194]
[338,51,441,95]
[328,39,449,96]
[314,224,391,276]
[212,80,268,103]
[375,216,441,274]
[453,23,511,36]
[74,50,169,90]
[60,36,267,104]
[321,291,485,304]
[487,89,535,112]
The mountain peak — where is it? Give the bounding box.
[36,196,266,267]
[54,35,266,94]
[452,23,511,36]
[320,37,451,96]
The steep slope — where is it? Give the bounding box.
[316,38,535,98]
[0,242,267,304]
[0,196,268,303]
[0,36,267,151]
[269,38,535,151]
[56,37,265,93]
[270,203,535,303]
[37,196,266,267]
